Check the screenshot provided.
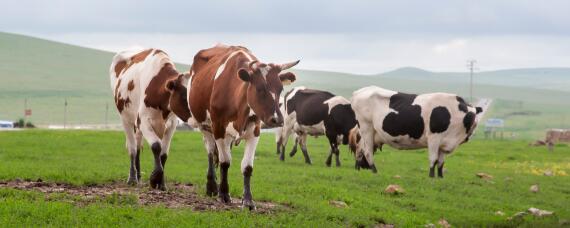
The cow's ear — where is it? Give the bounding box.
[238,68,251,82]
[166,79,177,91]
[279,72,296,85]
[476,107,483,114]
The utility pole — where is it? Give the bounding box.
[105,102,109,129]
[24,98,28,127]
[466,59,478,103]
[64,98,68,129]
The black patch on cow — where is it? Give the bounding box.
[476,107,483,114]
[456,96,470,113]
[463,112,476,133]
[382,93,424,139]
[326,104,358,145]
[429,106,451,134]
[286,89,333,125]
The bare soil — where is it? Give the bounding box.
[0,179,286,214]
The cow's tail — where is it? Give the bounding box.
[348,126,360,155]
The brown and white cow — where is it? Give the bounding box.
[110,48,191,190]
[187,44,299,209]
[349,86,483,178]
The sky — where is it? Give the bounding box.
[2,0,570,74]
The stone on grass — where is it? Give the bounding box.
[438,218,451,228]
[476,173,493,180]
[329,200,348,208]
[495,211,505,216]
[528,207,554,217]
[384,184,405,195]
[393,175,401,179]
[544,170,554,176]
[529,184,539,193]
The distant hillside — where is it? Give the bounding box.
[375,67,570,92]
[0,31,569,138]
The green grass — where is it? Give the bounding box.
[1,130,569,227]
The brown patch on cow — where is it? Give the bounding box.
[127,80,135,91]
[114,79,131,113]
[144,63,179,119]
[0,180,287,213]
[122,49,153,74]
[114,60,127,77]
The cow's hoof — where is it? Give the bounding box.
[242,199,256,211]
[336,162,341,167]
[127,176,138,186]
[206,182,218,197]
[325,162,332,167]
[149,169,164,189]
[305,160,312,165]
[156,183,167,191]
[219,193,231,204]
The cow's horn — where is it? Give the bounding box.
[280,60,300,70]
[249,60,259,70]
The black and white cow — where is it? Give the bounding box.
[349,86,483,177]
[277,87,359,166]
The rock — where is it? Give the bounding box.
[528,207,554,217]
[495,211,505,216]
[424,223,435,228]
[560,219,570,226]
[476,173,493,180]
[393,175,401,179]
[544,170,554,176]
[438,218,451,228]
[507,211,527,221]
[329,200,348,208]
[530,184,539,193]
[384,184,405,194]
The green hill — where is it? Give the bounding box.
[0,31,569,138]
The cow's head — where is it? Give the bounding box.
[463,106,484,143]
[348,126,378,172]
[165,73,191,122]
[238,60,299,128]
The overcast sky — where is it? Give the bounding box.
[2,0,570,74]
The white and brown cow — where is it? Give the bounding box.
[349,86,482,177]
[277,87,359,167]
[110,48,191,190]
[187,44,299,209]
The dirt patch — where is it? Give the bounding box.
[0,179,286,214]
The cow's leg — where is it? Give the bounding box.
[154,117,177,190]
[214,128,233,204]
[428,140,440,178]
[289,135,299,157]
[437,150,446,178]
[121,120,138,185]
[135,130,143,181]
[325,146,333,167]
[139,116,166,190]
[357,124,376,173]
[278,125,293,161]
[299,134,312,165]
[334,144,341,167]
[241,124,259,210]
[202,130,219,196]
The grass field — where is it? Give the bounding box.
[0,130,569,227]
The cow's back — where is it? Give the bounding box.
[285,88,334,126]
[110,48,175,121]
[189,45,253,123]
